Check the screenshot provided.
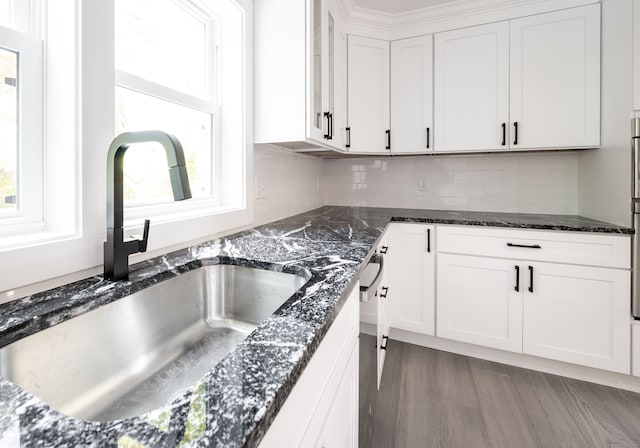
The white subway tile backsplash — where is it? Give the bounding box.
[255,146,579,218]
[254,145,324,226]
[323,152,579,214]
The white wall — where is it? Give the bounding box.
[253,144,325,225]
[0,143,325,302]
[324,152,579,214]
[578,0,633,227]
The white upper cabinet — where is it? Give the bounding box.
[254,0,347,151]
[390,35,434,153]
[434,22,510,152]
[347,35,390,153]
[434,4,600,152]
[510,4,601,149]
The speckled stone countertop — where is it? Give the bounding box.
[0,206,631,447]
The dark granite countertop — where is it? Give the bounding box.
[0,206,631,447]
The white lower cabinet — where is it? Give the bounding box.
[437,253,523,353]
[259,285,359,448]
[633,323,640,377]
[436,226,632,374]
[386,223,435,335]
[522,261,631,374]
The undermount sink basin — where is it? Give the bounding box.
[0,264,307,422]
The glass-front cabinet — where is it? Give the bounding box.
[254,0,347,151]
[309,0,346,150]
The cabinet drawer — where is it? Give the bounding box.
[436,225,630,269]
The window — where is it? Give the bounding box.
[114,0,219,216]
[0,2,43,234]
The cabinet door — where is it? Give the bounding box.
[347,35,390,153]
[510,4,600,149]
[330,1,348,150]
[434,22,509,152]
[523,262,630,374]
[309,0,325,142]
[437,254,523,352]
[386,223,435,336]
[634,1,640,112]
[313,343,359,448]
[390,35,433,153]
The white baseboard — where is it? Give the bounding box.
[389,327,640,394]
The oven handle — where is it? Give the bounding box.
[359,254,384,303]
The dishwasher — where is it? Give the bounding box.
[358,252,384,447]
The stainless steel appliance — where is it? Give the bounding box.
[632,117,640,319]
[358,252,384,446]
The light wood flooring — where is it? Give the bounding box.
[365,340,640,448]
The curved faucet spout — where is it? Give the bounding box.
[104,130,192,281]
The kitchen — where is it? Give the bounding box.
[1,0,640,446]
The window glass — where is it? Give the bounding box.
[0,46,17,211]
[115,87,213,204]
[115,0,207,99]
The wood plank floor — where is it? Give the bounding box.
[365,340,640,448]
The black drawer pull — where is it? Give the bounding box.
[379,286,389,298]
[528,266,534,293]
[513,121,518,145]
[386,129,391,150]
[379,245,388,254]
[427,228,431,253]
[514,265,520,292]
[501,123,506,146]
[507,243,541,249]
[426,127,430,149]
[381,335,389,350]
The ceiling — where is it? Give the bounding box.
[351,0,462,14]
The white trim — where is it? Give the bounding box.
[389,327,640,393]
[115,72,217,114]
[340,0,600,40]
[0,24,44,233]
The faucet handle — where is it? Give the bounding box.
[138,219,150,252]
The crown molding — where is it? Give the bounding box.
[340,0,599,32]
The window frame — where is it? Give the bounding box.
[113,0,223,223]
[0,23,44,236]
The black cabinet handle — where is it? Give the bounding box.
[501,123,506,146]
[528,265,534,293]
[323,112,330,139]
[379,245,388,254]
[426,127,430,149]
[514,265,520,292]
[513,122,518,145]
[329,112,333,140]
[386,129,391,150]
[346,127,351,148]
[427,228,431,253]
[379,286,389,298]
[507,242,541,249]
[381,335,389,350]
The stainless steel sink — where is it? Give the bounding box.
[0,264,307,422]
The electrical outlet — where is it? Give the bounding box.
[255,176,267,199]
[418,176,429,191]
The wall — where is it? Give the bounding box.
[0,144,324,302]
[323,152,579,214]
[578,0,633,227]
[253,145,325,225]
